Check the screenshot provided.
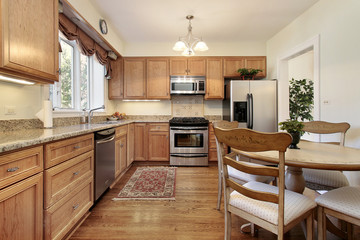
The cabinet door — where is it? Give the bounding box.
[188,58,206,76]
[124,58,146,99]
[205,58,223,99]
[244,56,266,79]
[134,123,147,161]
[223,57,244,77]
[170,58,187,75]
[108,58,124,99]
[147,58,170,99]
[148,123,169,161]
[127,123,135,167]
[0,0,58,83]
[115,134,127,178]
[0,173,43,240]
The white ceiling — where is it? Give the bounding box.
[90,0,319,43]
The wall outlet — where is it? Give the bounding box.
[5,106,16,115]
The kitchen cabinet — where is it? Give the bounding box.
[108,58,124,99]
[0,0,59,84]
[170,58,206,76]
[0,146,44,240]
[147,58,170,99]
[115,125,128,178]
[205,58,224,99]
[223,56,266,78]
[134,123,148,161]
[127,123,135,167]
[148,123,169,161]
[44,134,94,240]
[134,123,169,161]
[208,123,228,161]
[124,58,146,99]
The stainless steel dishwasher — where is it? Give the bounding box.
[94,128,115,201]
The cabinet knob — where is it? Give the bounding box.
[73,146,80,149]
[72,204,80,210]
[120,144,124,147]
[73,171,80,176]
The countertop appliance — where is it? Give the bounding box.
[94,128,115,201]
[170,76,206,95]
[223,80,277,132]
[169,117,209,166]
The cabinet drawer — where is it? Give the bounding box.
[0,146,43,189]
[116,125,128,138]
[44,177,93,240]
[44,134,94,169]
[44,151,94,209]
[148,123,169,132]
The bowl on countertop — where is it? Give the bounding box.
[107,117,118,121]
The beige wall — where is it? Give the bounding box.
[266,0,360,148]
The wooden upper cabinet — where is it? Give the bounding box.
[170,58,206,76]
[244,56,266,78]
[205,58,223,99]
[108,58,124,99]
[124,58,146,99]
[223,57,244,77]
[0,0,59,84]
[147,58,170,99]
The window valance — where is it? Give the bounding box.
[59,13,112,78]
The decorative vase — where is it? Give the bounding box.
[289,132,300,149]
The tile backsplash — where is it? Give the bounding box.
[171,95,204,117]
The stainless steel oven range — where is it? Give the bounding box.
[169,117,209,166]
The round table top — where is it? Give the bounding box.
[250,141,360,170]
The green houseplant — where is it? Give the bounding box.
[237,68,262,80]
[279,78,314,149]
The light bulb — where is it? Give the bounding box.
[181,48,195,56]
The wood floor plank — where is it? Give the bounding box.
[70,165,359,240]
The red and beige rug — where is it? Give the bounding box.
[112,167,176,201]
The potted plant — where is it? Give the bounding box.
[237,68,262,80]
[279,78,314,149]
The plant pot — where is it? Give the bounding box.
[289,132,300,149]
[240,75,255,80]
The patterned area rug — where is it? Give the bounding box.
[112,167,176,201]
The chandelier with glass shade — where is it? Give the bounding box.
[173,15,208,56]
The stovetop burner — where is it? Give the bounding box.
[169,117,209,126]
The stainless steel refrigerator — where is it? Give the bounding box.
[223,80,277,132]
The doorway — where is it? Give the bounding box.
[277,35,320,141]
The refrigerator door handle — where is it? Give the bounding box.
[250,93,254,129]
[246,93,251,128]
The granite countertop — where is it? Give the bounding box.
[0,119,169,153]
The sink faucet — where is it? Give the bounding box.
[88,105,105,124]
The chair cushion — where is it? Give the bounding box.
[316,186,360,219]
[229,181,316,225]
[228,163,274,184]
[303,169,349,190]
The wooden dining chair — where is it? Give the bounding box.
[316,186,360,240]
[213,121,274,210]
[214,127,316,240]
[302,121,351,190]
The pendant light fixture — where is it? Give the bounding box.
[173,15,208,56]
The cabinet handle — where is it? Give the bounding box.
[74,146,80,149]
[120,144,124,147]
[7,167,19,172]
[72,204,79,210]
[73,171,80,176]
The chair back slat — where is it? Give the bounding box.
[226,178,279,204]
[214,128,292,152]
[224,155,279,177]
[213,120,239,129]
[303,121,350,146]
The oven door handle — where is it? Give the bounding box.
[170,127,208,131]
[170,154,208,158]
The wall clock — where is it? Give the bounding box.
[99,19,108,35]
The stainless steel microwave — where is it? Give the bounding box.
[170,76,206,95]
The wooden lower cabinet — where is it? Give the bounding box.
[115,126,128,178]
[208,123,228,161]
[127,123,135,167]
[134,123,169,161]
[0,172,43,240]
[44,178,93,240]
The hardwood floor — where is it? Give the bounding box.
[70,165,359,240]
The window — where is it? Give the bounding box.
[50,36,105,111]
